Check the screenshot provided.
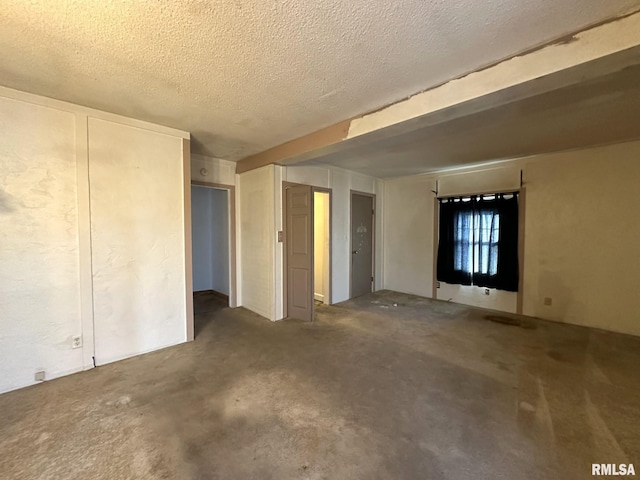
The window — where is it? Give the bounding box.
[437,193,519,292]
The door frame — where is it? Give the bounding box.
[282,182,333,319]
[191,180,237,308]
[349,190,376,299]
[313,187,333,307]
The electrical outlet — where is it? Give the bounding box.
[72,336,82,349]
[34,371,45,381]
[544,297,552,306]
[485,288,490,296]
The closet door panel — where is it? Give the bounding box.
[88,118,186,365]
[0,97,82,392]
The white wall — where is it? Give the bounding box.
[191,186,230,295]
[191,153,236,186]
[192,186,214,291]
[435,167,521,312]
[0,96,83,394]
[0,86,190,393]
[238,165,276,319]
[384,165,523,312]
[437,283,517,313]
[278,165,383,316]
[521,141,640,336]
[190,153,238,306]
[383,175,436,298]
[238,164,382,321]
[383,140,640,336]
[89,119,188,365]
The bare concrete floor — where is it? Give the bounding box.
[1,290,639,480]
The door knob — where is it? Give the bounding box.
[352,250,358,254]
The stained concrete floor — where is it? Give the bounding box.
[1,291,639,480]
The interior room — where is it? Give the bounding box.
[191,185,231,303]
[2,2,640,479]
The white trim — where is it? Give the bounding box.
[183,139,195,342]
[0,86,189,139]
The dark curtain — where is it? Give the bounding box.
[437,198,473,286]
[437,193,519,292]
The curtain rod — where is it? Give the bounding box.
[434,169,524,199]
[437,188,520,200]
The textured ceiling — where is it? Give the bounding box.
[1,0,639,160]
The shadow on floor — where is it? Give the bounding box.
[193,291,228,338]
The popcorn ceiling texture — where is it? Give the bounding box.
[1,0,638,160]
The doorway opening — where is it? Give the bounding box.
[283,183,332,321]
[314,191,331,306]
[191,182,236,312]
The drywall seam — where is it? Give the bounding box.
[75,112,95,370]
[348,12,640,137]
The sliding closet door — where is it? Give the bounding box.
[88,118,187,365]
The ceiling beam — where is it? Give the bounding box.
[235,120,351,174]
[235,10,640,174]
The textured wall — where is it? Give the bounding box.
[435,168,521,311]
[384,167,521,311]
[238,166,275,320]
[522,141,640,336]
[438,283,517,313]
[383,175,435,298]
[0,97,83,393]
[383,140,640,336]
[89,118,187,365]
[191,154,236,186]
[384,167,521,312]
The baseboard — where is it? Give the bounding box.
[194,289,229,302]
[314,293,324,302]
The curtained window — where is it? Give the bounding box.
[437,193,519,292]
